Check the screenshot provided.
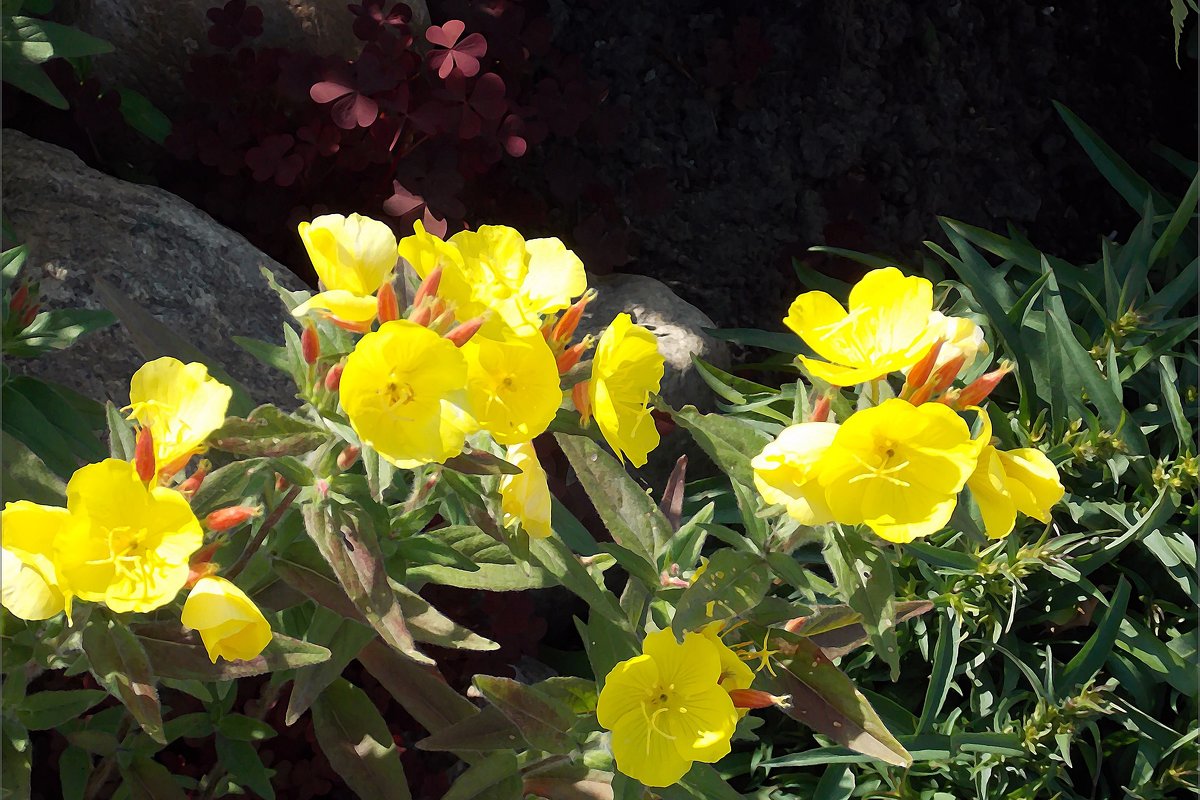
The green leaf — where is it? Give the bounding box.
[522,765,615,800]
[415,705,524,753]
[917,612,961,733]
[761,631,912,767]
[209,405,329,456]
[704,327,805,354]
[356,640,480,742]
[671,549,770,637]
[803,600,934,660]
[473,675,575,753]
[1060,577,1131,698]
[555,432,672,563]
[187,458,272,517]
[1,381,83,478]
[825,528,901,679]
[18,689,107,731]
[216,715,276,743]
[577,612,639,692]
[116,88,170,145]
[120,756,187,800]
[814,764,855,800]
[442,752,522,800]
[670,405,769,487]
[3,377,105,462]
[134,623,330,681]
[312,678,412,800]
[58,746,92,800]
[1,730,31,800]
[529,536,628,628]
[105,401,136,460]
[442,448,522,475]
[215,735,275,799]
[0,52,66,107]
[6,17,113,61]
[5,308,117,356]
[285,613,376,725]
[1053,101,1168,214]
[83,619,165,744]
[0,430,65,504]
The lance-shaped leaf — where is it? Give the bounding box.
[523,764,615,800]
[134,623,330,681]
[187,458,271,517]
[209,405,330,457]
[760,631,912,767]
[18,690,108,731]
[303,504,432,664]
[800,600,935,660]
[670,406,769,487]
[555,433,672,562]
[443,448,522,475]
[529,537,628,628]
[443,751,522,800]
[357,640,480,738]
[416,705,525,753]
[285,615,376,726]
[473,675,575,754]
[120,755,188,800]
[312,678,412,800]
[672,549,771,637]
[0,430,65,505]
[83,619,165,744]
[825,529,901,679]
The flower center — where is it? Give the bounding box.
[847,440,912,487]
[640,684,679,752]
[385,380,416,406]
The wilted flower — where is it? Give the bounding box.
[127,357,232,480]
[498,442,553,539]
[182,576,273,663]
[818,399,980,542]
[292,213,398,325]
[785,267,938,386]
[339,320,476,467]
[460,326,562,444]
[589,313,665,467]
[751,422,839,525]
[597,629,739,787]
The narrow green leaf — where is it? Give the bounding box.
[59,745,92,800]
[0,430,65,504]
[670,405,768,487]
[415,705,523,753]
[473,675,575,753]
[825,528,900,679]
[121,756,187,800]
[1053,101,1167,214]
[672,549,770,636]
[83,619,165,744]
[116,88,171,145]
[442,752,522,800]
[135,623,329,681]
[1060,577,1131,697]
[917,612,961,733]
[312,678,411,800]
[18,689,107,731]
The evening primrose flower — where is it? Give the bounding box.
[928,311,988,373]
[818,399,980,542]
[1,501,70,620]
[785,267,938,386]
[589,313,665,467]
[498,442,553,539]
[597,629,738,787]
[292,213,398,324]
[751,422,839,525]
[339,320,476,467]
[460,326,562,444]
[966,416,1064,538]
[127,357,232,479]
[53,459,204,614]
[182,576,273,663]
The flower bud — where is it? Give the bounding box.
[19,303,39,327]
[555,338,592,375]
[134,426,156,483]
[928,353,968,396]
[182,576,272,663]
[9,282,29,314]
[953,361,1014,408]
[337,445,361,470]
[551,289,596,346]
[444,315,486,347]
[573,380,592,425]
[205,505,261,531]
[783,616,807,634]
[185,542,222,587]
[903,338,945,395]
[178,460,210,496]
[412,265,442,308]
[409,302,433,327]
[809,394,831,423]
[275,473,289,492]
[324,362,344,391]
[376,281,399,323]
[301,324,320,365]
[331,317,372,334]
[729,689,791,710]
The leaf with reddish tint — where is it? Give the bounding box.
[134,622,330,681]
[802,600,935,660]
[473,675,575,754]
[416,705,524,753]
[312,678,412,800]
[349,0,412,42]
[357,640,480,743]
[427,20,488,79]
[83,619,165,744]
[760,631,912,767]
[523,765,615,800]
[206,0,263,50]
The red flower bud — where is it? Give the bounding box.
[444,315,486,347]
[551,289,595,346]
[205,505,261,531]
[729,689,791,710]
[185,542,222,587]
[809,394,831,422]
[178,461,210,496]
[954,362,1014,408]
[301,324,320,365]
[275,473,289,492]
[412,266,442,308]
[929,353,967,396]
[337,445,361,470]
[134,426,156,483]
[573,381,592,425]
[903,339,944,395]
[376,281,399,323]
[9,282,28,314]
[409,302,433,327]
[555,340,590,375]
[324,362,344,391]
[783,616,807,634]
[330,317,372,334]
[19,303,39,327]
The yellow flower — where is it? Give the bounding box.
[597,629,738,787]
[339,320,476,467]
[751,422,839,525]
[2,499,71,620]
[498,442,553,539]
[292,213,398,324]
[928,311,989,372]
[53,459,204,614]
[785,267,938,386]
[127,357,232,479]
[967,416,1064,538]
[818,399,979,542]
[460,326,562,444]
[181,576,273,663]
[589,313,665,467]
[398,224,586,337]
[1,547,64,620]
[700,622,755,718]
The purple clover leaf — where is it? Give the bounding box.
[426,20,487,79]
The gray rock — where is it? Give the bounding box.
[577,272,730,413]
[3,130,307,409]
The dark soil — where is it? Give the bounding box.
[497,0,1197,330]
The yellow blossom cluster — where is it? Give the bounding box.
[1,361,272,663]
[755,267,1064,543]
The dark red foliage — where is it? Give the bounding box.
[206,0,264,49]
[348,0,413,42]
[426,19,488,79]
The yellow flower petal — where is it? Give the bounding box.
[460,327,562,444]
[300,213,397,297]
[609,704,695,788]
[128,357,232,476]
[522,237,587,315]
[996,448,1064,523]
[752,422,838,524]
[499,443,554,539]
[968,445,1018,538]
[1,501,69,599]
[291,290,380,323]
[596,654,660,729]
[182,576,273,663]
[667,683,738,763]
[397,218,466,280]
[1,547,64,620]
[589,314,664,467]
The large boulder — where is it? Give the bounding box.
[2,130,306,408]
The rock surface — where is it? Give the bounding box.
[3,130,306,408]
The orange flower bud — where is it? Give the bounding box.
[903,338,944,395]
[178,461,210,496]
[555,339,590,375]
[330,317,372,334]
[19,303,39,327]
[275,473,289,492]
[301,324,320,365]
[954,361,1014,408]
[928,353,967,397]
[412,265,442,308]
[573,380,592,425]
[324,362,344,392]
[908,379,936,406]
[337,445,361,470]
[205,506,261,531]
[783,616,807,634]
[551,289,596,346]
[185,542,222,587]
[729,689,791,710]
[134,426,156,483]
[443,315,486,347]
[376,281,399,323]
[809,394,831,423]
[409,303,433,327]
